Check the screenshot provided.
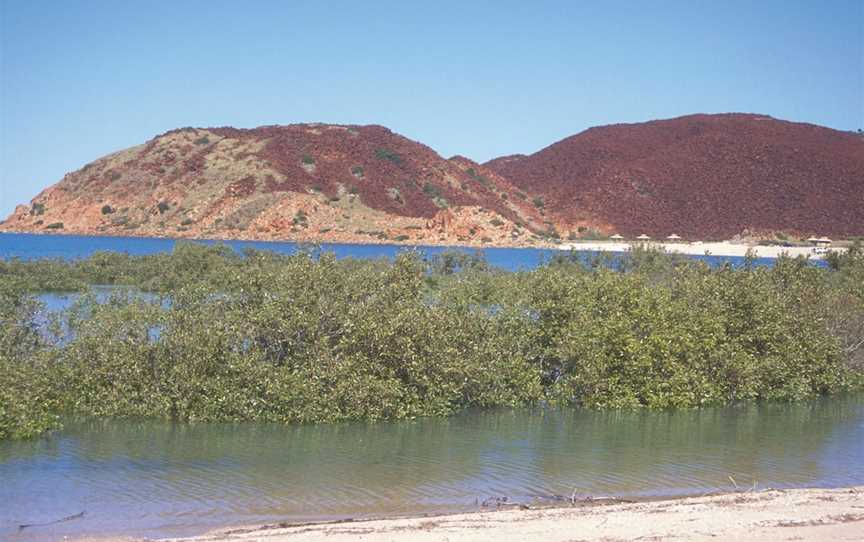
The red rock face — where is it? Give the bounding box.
[485,114,864,239]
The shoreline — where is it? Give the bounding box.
[0,228,558,250]
[0,230,849,259]
[157,486,864,542]
[0,224,563,249]
[561,240,846,259]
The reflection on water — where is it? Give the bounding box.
[1,395,862,541]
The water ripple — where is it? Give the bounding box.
[1,395,863,541]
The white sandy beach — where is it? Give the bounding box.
[153,486,864,542]
[560,240,846,259]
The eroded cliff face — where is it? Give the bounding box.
[0,124,549,246]
[4,114,862,244]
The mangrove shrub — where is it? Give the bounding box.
[0,245,862,439]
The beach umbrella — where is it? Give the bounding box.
[666,234,681,240]
[610,234,624,240]
[636,234,651,240]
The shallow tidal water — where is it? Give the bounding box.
[0,233,840,540]
[1,395,863,541]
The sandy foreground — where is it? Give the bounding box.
[145,487,864,542]
[559,241,845,259]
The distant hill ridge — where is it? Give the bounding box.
[3,114,862,243]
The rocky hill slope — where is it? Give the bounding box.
[0,124,546,246]
[3,114,862,244]
[485,114,864,239]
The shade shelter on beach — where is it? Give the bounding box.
[636,234,651,240]
[610,234,624,240]
[807,237,832,247]
[666,234,682,241]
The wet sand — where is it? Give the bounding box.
[161,486,864,542]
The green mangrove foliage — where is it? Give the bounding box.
[0,281,62,439]
[0,244,862,439]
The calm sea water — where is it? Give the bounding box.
[1,396,862,541]
[0,232,787,270]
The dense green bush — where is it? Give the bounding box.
[0,244,862,440]
[0,283,61,439]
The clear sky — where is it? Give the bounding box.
[1,0,862,217]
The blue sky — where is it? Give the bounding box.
[1,0,862,217]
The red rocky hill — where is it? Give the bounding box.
[485,114,864,239]
[1,124,546,246]
[3,115,862,244]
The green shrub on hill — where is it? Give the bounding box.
[375,148,403,164]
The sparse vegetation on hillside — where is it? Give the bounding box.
[375,148,403,164]
[423,182,448,208]
[293,210,308,227]
[466,167,491,187]
[387,187,404,204]
[423,182,441,198]
[0,123,546,242]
